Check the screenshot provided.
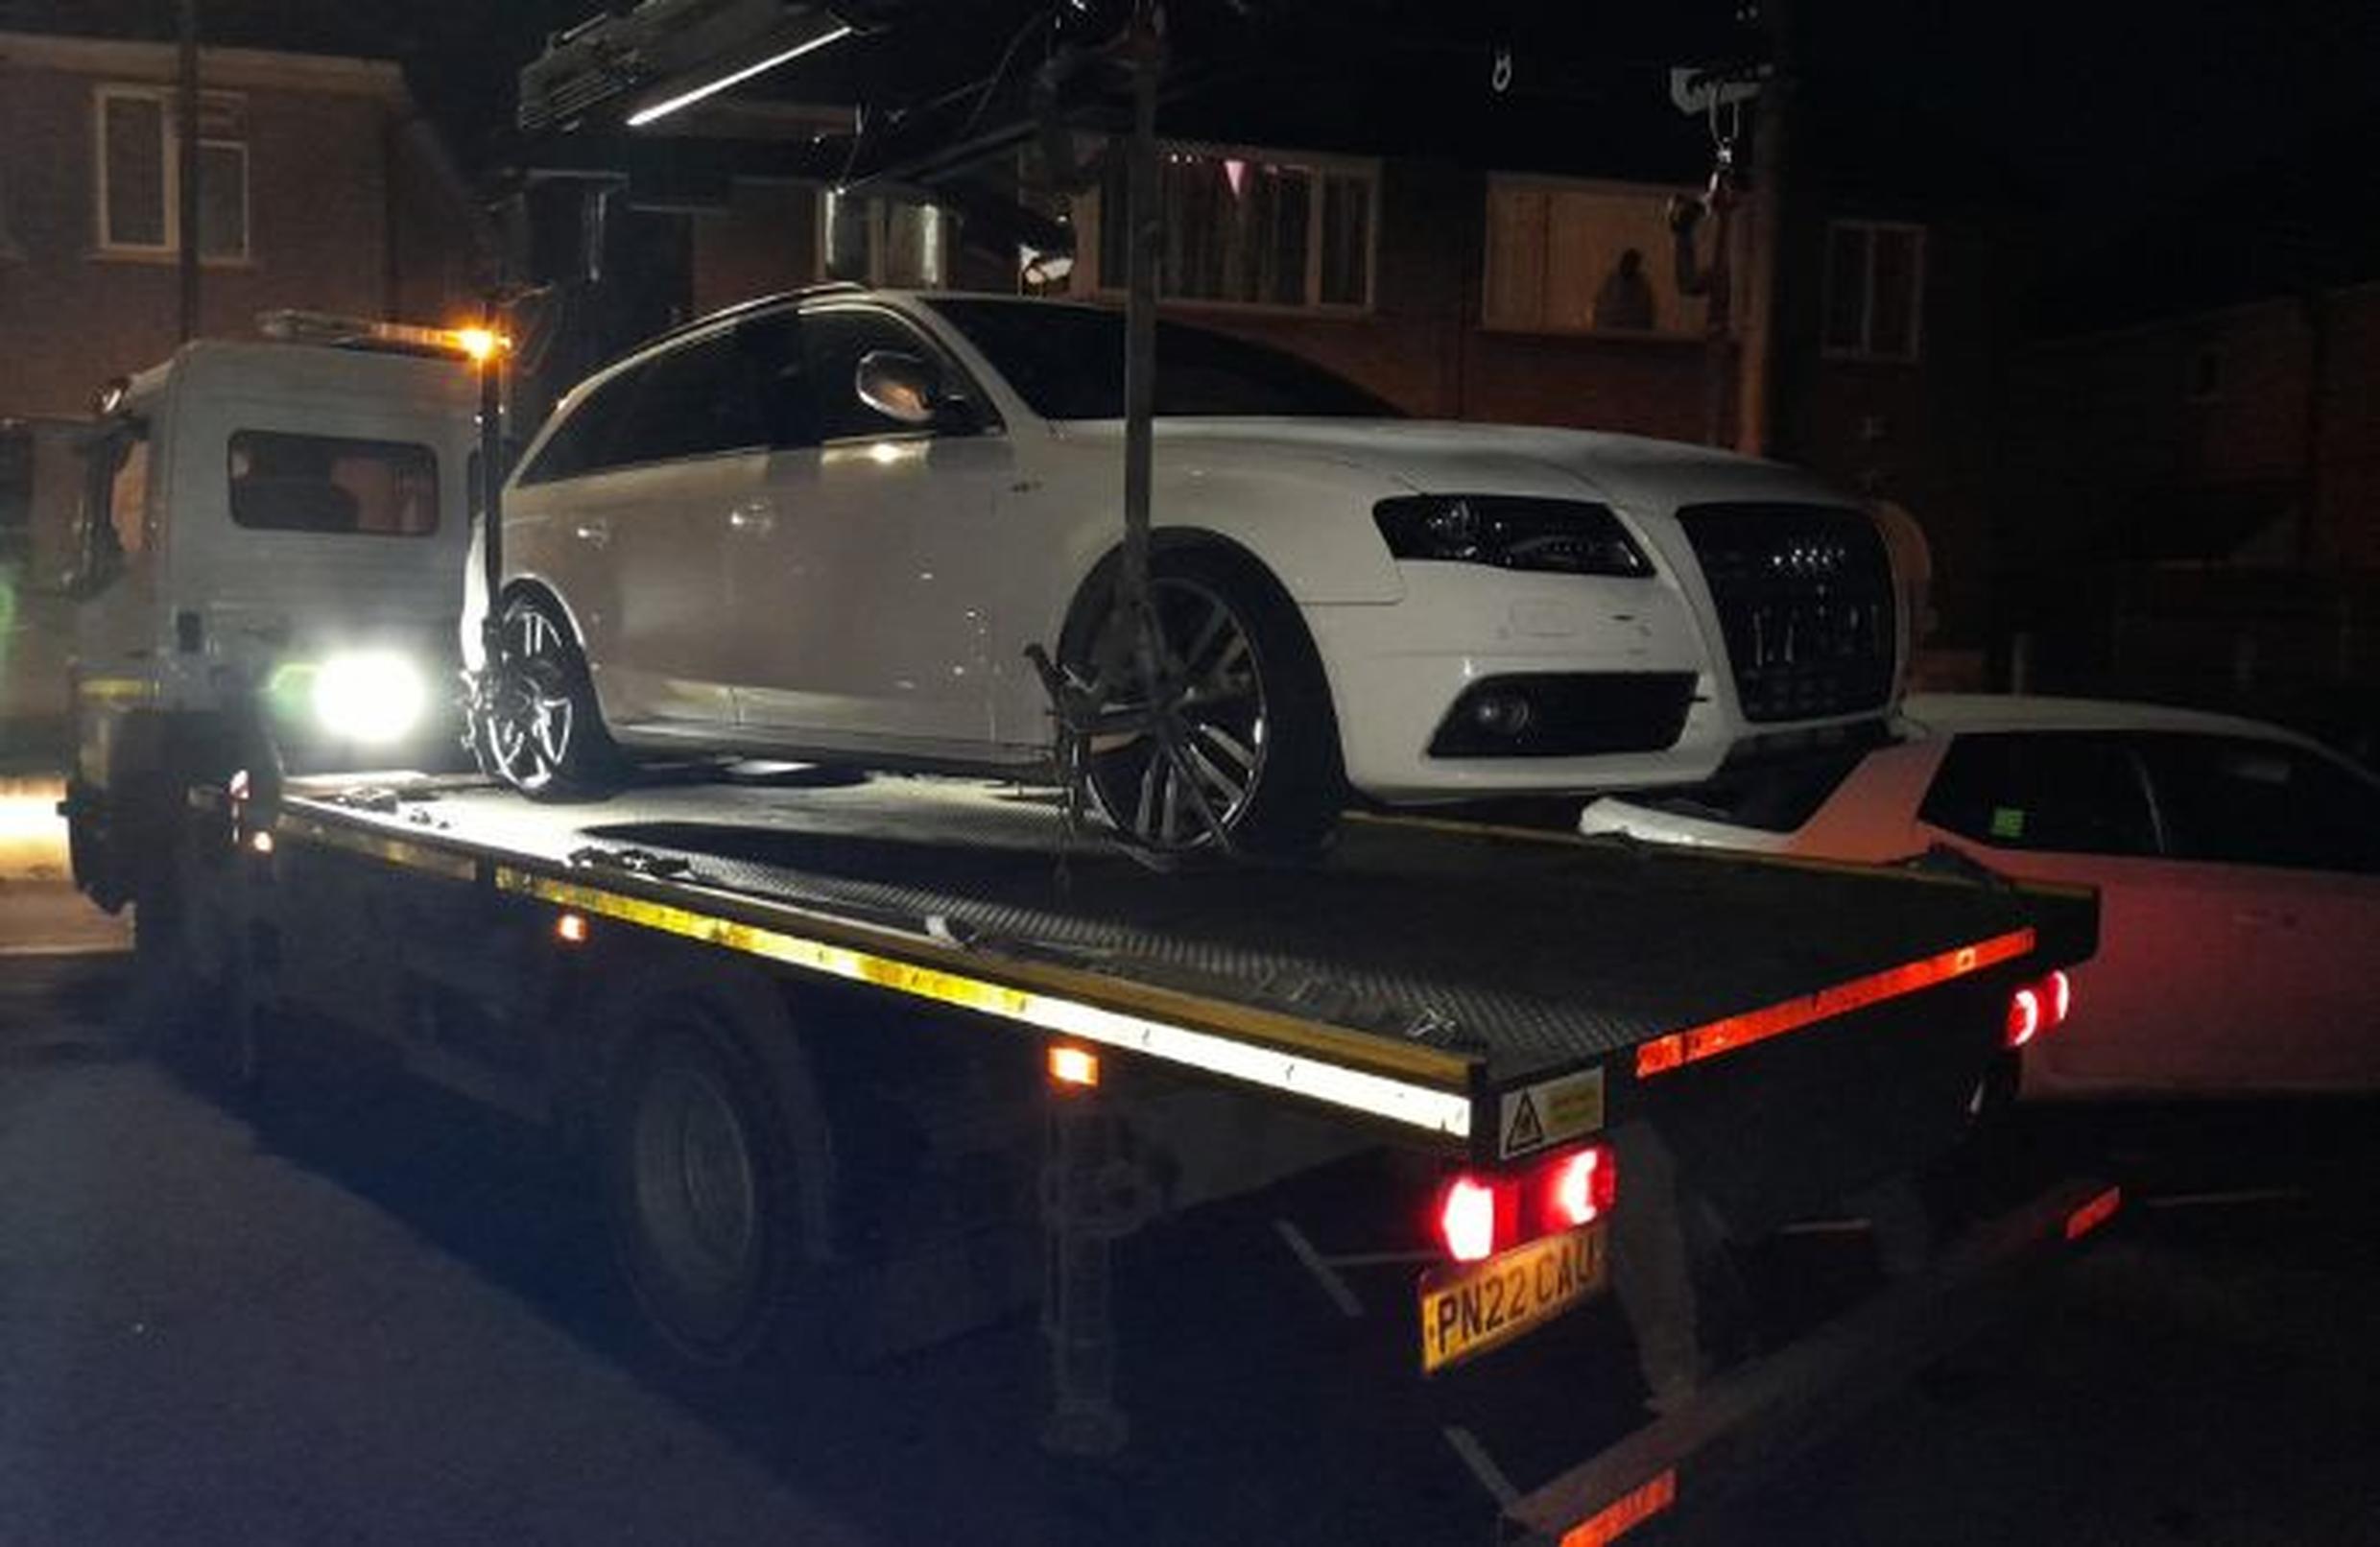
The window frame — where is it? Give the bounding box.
[1083,139,1381,316]
[92,83,250,264]
[1821,218,1926,363]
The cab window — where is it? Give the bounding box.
[107,432,154,556]
[2134,733,2380,875]
[227,432,438,536]
[1917,731,2159,856]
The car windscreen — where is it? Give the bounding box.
[924,299,1401,420]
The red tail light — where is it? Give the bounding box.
[1436,1143,1618,1263]
[1545,1145,1617,1230]
[2006,986,2043,1048]
[2007,969,2075,1049]
[1439,1176,1504,1263]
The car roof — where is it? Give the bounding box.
[1901,693,2328,750]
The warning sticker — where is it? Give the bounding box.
[1497,1066,1606,1159]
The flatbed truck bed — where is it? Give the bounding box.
[165,766,2108,1544]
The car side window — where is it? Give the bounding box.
[731,312,819,450]
[608,329,770,465]
[518,363,645,485]
[801,307,971,442]
[1917,731,2159,856]
[2135,733,2380,874]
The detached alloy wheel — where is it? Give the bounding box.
[480,593,619,799]
[607,1016,803,1366]
[1069,547,1343,857]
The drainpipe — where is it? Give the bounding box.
[177,0,201,341]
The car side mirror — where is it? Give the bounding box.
[855,348,947,429]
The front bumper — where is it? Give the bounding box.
[1299,566,1722,802]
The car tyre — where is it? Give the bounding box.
[478,591,623,800]
[1065,544,1345,858]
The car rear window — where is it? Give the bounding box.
[227,431,438,536]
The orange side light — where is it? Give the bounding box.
[2065,1185,2123,1242]
[1560,1467,1679,1547]
[555,911,589,945]
[248,829,275,855]
[1635,928,2037,1079]
[1048,1045,1100,1090]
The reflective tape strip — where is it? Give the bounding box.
[502,869,1475,1140]
[75,677,157,704]
[274,814,480,882]
[1635,927,2037,1079]
[1559,1467,1678,1547]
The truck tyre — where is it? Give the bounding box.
[602,972,830,1366]
[480,591,623,800]
[1062,543,1345,858]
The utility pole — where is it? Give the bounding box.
[177,0,201,342]
[1735,0,1796,458]
[1117,1,1160,694]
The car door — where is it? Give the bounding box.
[1909,730,2180,1090]
[2126,733,2380,1090]
[732,303,1014,754]
[533,329,772,732]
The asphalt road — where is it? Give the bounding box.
[3,894,2376,1544]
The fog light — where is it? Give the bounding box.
[311,651,428,746]
[1468,691,1535,737]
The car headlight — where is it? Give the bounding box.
[1373,495,1654,577]
[309,651,429,746]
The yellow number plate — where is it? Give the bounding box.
[1419,1225,1608,1374]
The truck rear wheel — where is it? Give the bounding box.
[602,977,828,1366]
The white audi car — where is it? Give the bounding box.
[1581,695,2380,1097]
[465,288,1903,852]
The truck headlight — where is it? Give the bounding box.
[311,651,429,746]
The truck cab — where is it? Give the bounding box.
[63,324,481,913]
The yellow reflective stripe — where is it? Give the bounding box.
[274,815,479,882]
[504,869,1476,1140]
[76,677,158,704]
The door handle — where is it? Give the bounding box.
[571,519,610,549]
[2234,906,2296,928]
[727,501,777,536]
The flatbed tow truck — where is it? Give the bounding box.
[159,750,2113,1544]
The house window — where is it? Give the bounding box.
[1482,177,1714,337]
[1822,220,1923,360]
[1093,145,1376,311]
[94,85,249,261]
[820,189,947,289]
